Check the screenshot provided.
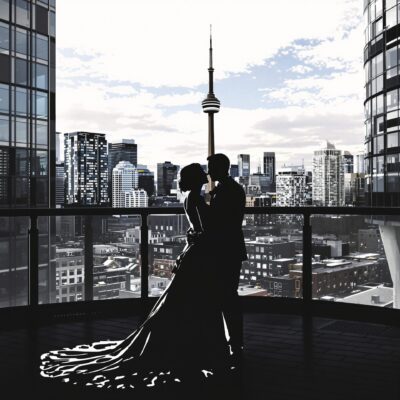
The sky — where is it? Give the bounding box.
[56,0,365,173]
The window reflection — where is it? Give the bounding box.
[35,63,47,90]
[0,84,8,113]
[36,92,48,119]
[0,0,9,21]
[386,6,397,29]
[387,132,399,148]
[16,29,28,55]
[15,149,28,176]
[15,0,29,28]
[0,115,8,142]
[15,87,27,116]
[0,22,9,53]
[15,118,27,145]
[387,89,399,112]
[49,11,55,37]
[35,150,47,176]
[36,120,47,146]
[36,34,48,61]
[15,58,27,86]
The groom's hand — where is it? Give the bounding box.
[186,228,196,245]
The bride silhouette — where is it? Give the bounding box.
[40,163,234,392]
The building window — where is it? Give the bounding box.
[0,84,8,113]
[36,120,47,146]
[36,34,48,61]
[15,28,28,55]
[15,87,27,116]
[15,118,27,144]
[35,91,48,119]
[386,6,397,29]
[0,115,8,142]
[49,11,55,37]
[35,63,48,90]
[16,0,30,28]
[15,58,28,86]
[0,22,9,53]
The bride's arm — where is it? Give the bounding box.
[186,192,204,232]
[195,194,210,231]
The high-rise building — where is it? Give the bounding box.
[354,152,365,174]
[0,0,55,207]
[108,139,137,202]
[312,142,344,207]
[276,166,307,207]
[157,161,179,196]
[137,164,155,197]
[343,151,354,173]
[0,0,56,308]
[249,173,270,194]
[364,0,400,206]
[363,0,400,308]
[238,154,250,177]
[263,152,276,191]
[65,132,108,206]
[112,161,138,208]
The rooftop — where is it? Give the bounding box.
[337,285,393,307]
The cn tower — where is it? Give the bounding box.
[202,26,220,193]
[202,26,220,158]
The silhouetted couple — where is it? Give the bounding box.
[40,153,247,393]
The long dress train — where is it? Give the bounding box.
[40,231,232,391]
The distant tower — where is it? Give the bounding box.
[202,25,220,156]
[312,142,344,207]
[202,26,220,194]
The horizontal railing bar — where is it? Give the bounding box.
[0,206,399,217]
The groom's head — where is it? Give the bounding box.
[207,153,230,182]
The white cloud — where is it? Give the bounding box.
[57,0,362,87]
[290,65,313,74]
[56,0,366,173]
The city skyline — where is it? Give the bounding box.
[56,0,364,173]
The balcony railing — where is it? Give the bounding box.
[0,206,400,326]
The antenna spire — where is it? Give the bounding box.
[209,24,213,70]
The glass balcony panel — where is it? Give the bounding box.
[44,214,141,304]
[0,217,29,308]
[92,214,141,301]
[240,214,303,298]
[311,215,395,308]
[148,214,188,297]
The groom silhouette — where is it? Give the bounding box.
[207,153,247,362]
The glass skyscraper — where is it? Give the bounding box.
[65,132,108,206]
[0,0,55,207]
[238,154,250,177]
[157,161,178,196]
[364,0,400,309]
[0,0,56,307]
[364,0,400,206]
[108,139,137,202]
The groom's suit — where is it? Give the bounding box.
[209,176,247,353]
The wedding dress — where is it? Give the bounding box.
[40,194,232,391]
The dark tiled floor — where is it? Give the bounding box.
[0,313,399,400]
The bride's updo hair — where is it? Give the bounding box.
[179,163,208,192]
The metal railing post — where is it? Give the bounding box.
[28,215,39,307]
[84,215,94,301]
[140,213,149,302]
[303,212,312,309]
